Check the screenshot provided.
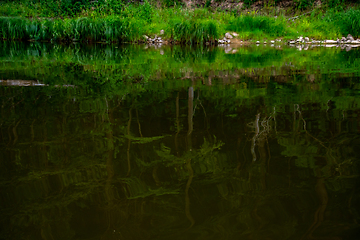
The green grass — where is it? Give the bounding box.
[171,19,219,43]
[0,1,360,43]
[324,8,360,37]
[227,14,288,40]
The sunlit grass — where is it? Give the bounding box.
[0,2,359,43]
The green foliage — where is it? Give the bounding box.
[172,19,219,43]
[137,0,153,23]
[205,0,211,8]
[162,0,183,8]
[0,17,27,40]
[1,2,360,44]
[243,0,256,8]
[326,0,344,9]
[228,14,287,38]
[295,0,314,10]
[0,16,145,42]
[324,8,360,37]
[105,0,125,15]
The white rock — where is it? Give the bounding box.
[232,32,239,37]
[325,40,337,44]
[225,47,233,54]
[351,41,358,44]
[143,35,149,40]
[227,39,231,43]
[225,32,233,39]
[256,41,260,44]
[305,37,309,42]
[271,40,275,43]
[347,34,354,41]
[289,41,296,44]
[160,29,164,35]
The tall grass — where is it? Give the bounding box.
[171,19,218,44]
[0,8,220,44]
[227,15,287,39]
[1,3,359,44]
[324,8,360,37]
[0,16,146,42]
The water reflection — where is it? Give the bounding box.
[0,42,359,240]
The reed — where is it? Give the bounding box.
[0,16,146,42]
[172,19,219,44]
[325,8,360,37]
[0,17,27,40]
[227,15,287,39]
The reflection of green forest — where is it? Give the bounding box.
[0,44,360,240]
[1,42,360,86]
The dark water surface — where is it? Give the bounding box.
[1,42,360,240]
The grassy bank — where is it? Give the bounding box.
[0,1,359,44]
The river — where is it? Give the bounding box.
[0,42,359,240]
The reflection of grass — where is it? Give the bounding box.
[1,42,360,87]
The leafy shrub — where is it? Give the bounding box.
[162,0,183,8]
[105,0,125,15]
[295,0,314,10]
[137,0,153,23]
[243,0,257,8]
[326,0,344,9]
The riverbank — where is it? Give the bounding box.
[0,1,359,45]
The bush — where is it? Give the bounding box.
[295,0,314,10]
[162,0,183,8]
[326,0,344,9]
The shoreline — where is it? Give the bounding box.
[1,4,360,46]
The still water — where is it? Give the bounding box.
[0,42,360,240]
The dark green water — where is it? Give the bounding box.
[1,42,360,240]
